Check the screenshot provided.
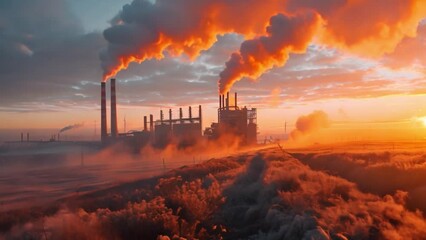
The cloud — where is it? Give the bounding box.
[100,0,426,94]
[290,110,330,140]
[382,22,426,68]
[218,13,321,94]
[0,0,105,111]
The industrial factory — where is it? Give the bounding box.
[100,79,258,150]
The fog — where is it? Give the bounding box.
[1,143,425,239]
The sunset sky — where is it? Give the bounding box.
[1,0,426,142]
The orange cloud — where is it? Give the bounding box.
[219,0,426,93]
[290,110,330,140]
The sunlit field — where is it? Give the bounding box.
[1,141,426,239]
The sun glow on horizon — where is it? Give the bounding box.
[418,116,426,127]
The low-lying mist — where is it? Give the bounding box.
[0,134,244,212]
[2,145,425,240]
[290,144,426,214]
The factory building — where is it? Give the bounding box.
[101,79,202,150]
[204,92,258,145]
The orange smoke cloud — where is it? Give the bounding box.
[218,12,321,94]
[290,110,330,140]
[219,0,426,93]
[100,0,286,81]
[101,0,426,91]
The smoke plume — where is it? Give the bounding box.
[219,12,320,93]
[219,0,426,93]
[59,123,83,133]
[101,0,426,92]
[100,0,286,81]
[290,110,330,140]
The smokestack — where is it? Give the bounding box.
[101,82,107,144]
[110,78,118,138]
[219,95,222,109]
[226,92,230,110]
[27,132,29,142]
[179,108,183,123]
[199,105,202,132]
[144,116,147,131]
[150,114,154,131]
[235,92,237,107]
[169,109,172,128]
[222,94,225,110]
[160,110,164,124]
[21,133,23,142]
[189,106,192,122]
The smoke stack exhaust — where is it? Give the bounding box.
[235,92,238,107]
[144,116,147,131]
[189,106,193,122]
[179,108,183,123]
[101,82,107,144]
[110,78,118,138]
[222,94,225,109]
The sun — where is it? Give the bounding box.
[419,117,426,127]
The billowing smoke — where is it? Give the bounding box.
[59,123,83,133]
[101,0,426,93]
[290,110,330,140]
[219,12,320,93]
[219,0,426,93]
[100,0,286,81]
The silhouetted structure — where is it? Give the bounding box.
[100,79,202,150]
[204,92,257,145]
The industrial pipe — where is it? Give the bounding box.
[110,78,118,138]
[226,92,230,110]
[101,82,107,144]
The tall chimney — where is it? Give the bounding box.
[179,108,183,123]
[189,106,193,122]
[150,114,154,131]
[226,92,230,110]
[235,92,237,107]
[144,116,147,131]
[219,95,222,109]
[169,109,172,128]
[199,105,202,133]
[221,95,225,109]
[110,78,118,138]
[160,110,164,124]
[27,132,29,142]
[101,82,107,144]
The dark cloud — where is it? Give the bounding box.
[0,0,105,111]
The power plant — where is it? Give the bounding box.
[101,79,257,150]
